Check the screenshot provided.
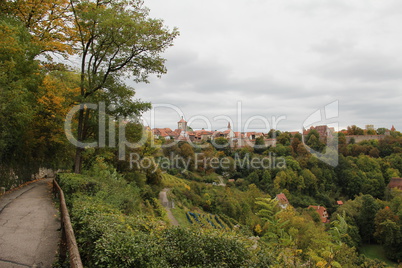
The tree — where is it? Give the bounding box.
[374,206,402,261]
[28,71,80,167]
[305,129,324,152]
[347,125,364,135]
[376,128,387,135]
[255,197,280,223]
[259,170,272,192]
[254,136,266,154]
[179,142,195,171]
[69,0,178,173]
[329,211,358,248]
[358,195,380,243]
[0,15,44,185]
[277,132,291,146]
[272,144,291,157]
[300,169,318,195]
[268,129,281,139]
[213,137,230,155]
[1,0,73,55]
[369,148,380,158]
[290,136,301,155]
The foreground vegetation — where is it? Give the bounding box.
[55,144,402,267]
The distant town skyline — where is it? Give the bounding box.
[142,111,397,133]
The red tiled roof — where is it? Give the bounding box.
[276,193,289,204]
[303,125,331,137]
[192,130,213,135]
[337,200,343,205]
[234,132,243,138]
[308,205,329,223]
[388,178,402,190]
[152,128,174,137]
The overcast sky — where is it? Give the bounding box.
[132,0,402,133]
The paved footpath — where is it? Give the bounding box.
[0,178,59,267]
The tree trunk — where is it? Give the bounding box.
[73,106,85,173]
[73,147,83,173]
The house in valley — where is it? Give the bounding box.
[275,193,290,209]
[308,205,329,223]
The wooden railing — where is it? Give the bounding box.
[53,179,83,268]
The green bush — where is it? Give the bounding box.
[70,196,166,267]
[70,196,255,267]
[94,230,166,268]
[57,173,100,196]
[160,227,253,267]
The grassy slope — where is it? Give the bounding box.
[161,173,230,230]
[170,206,192,228]
[360,244,398,267]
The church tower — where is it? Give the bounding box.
[178,117,187,131]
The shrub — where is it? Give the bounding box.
[57,173,100,199]
[160,227,253,267]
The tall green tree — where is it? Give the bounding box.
[0,15,43,185]
[69,0,178,173]
[254,136,266,154]
[358,194,380,243]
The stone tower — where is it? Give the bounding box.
[178,117,187,131]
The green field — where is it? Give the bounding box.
[360,244,398,267]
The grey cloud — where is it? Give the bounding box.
[134,0,402,132]
[285,0,353,16]
[314,54,402,82]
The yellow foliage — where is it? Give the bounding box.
[254,224,262,235]
[161,173,190,190]
[6,0,74,54]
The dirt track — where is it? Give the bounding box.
[159,188,179,226]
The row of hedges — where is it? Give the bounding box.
[186,212,228,230]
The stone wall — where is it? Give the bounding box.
[345,135,386,144]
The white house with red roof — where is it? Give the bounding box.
[308,205,329,223]
[275,193,290,209]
